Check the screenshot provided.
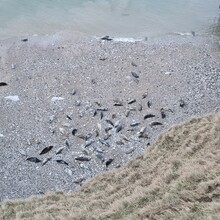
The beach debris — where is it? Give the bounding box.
[56,160,69,165]
[59,128,67,135]
[130,122,140,127]
[42,157,52,166]
[142,92,148,99]
[85,140,95,148]
[75,156,91,162]
[131,72,139,78]
[51,97,64,102]
[106,119,114,127]
[165,71,171,75]
[56,147,65,155]
[11,64,16,69]
[72,129,78,136]
[0,82,7,86]
[21,38,28,42]
[101,35,113,41]
[179,99,186,108]
[144,114,155,119]
[4,95,20,102]
[106,158,114,167]
[131,61,138,67]
[26,157,41,163]
[138,104,143,111]
[71,89,76,95]
[150,122,163,127]
[128,99,136,104]
[147,101,152,108]
[39,146,53,155]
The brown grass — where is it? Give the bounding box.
[1,113,220,220]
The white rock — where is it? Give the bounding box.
[51,97,64,102]
[4,95,20,102]
[165,72,171,75]
[0,133,4,138]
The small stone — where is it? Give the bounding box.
[0,133,4,138]
[72,129,78,136]
[125,148,135,154]
[74,177,85,184]
[131,61,138,67]
[131,72,139,78]
[75,156,91,162]
[39,146,53,155]
[59,128,67,135]
[85,140,95,148]
[26,157,41,163]
[142,92,148,99]
[179,99,186,108]
[106,158,114,167]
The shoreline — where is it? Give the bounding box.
[0,33,220,201]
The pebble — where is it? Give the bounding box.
[95,153,105,162]
[130,122,140,127]
[131,61,138,67]
[72,129,78,136]
[142,92,148,99]
[0,82,8,86]
[116,125,123,133]
[179,99,186,108]
[74,177,85,184]
[42,157,52,166]
[56,160,69,165]
[131,72,139,78]
[128,99,136,104]
[26,157,41,163]
[51,97,64,102]
[75,156,91,162]
[71,89,76,95]
[39,146,53,155]
[106,158,114,167]
[85,140,95,148]
[144,114,155,119]
[150,122,163,127]
[106,119,114,127]
[4,95,20,102]
[56,147,65,155]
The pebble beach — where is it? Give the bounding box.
[0,33,220,201]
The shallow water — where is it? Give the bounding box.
[0,0,219,40]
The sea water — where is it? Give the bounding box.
[0,0,219,40]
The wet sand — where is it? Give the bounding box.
[0,33,219,201]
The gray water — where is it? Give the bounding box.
[0,0,219,40]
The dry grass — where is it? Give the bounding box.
[1,113,220,220]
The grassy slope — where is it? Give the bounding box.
[0,113,220,220]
